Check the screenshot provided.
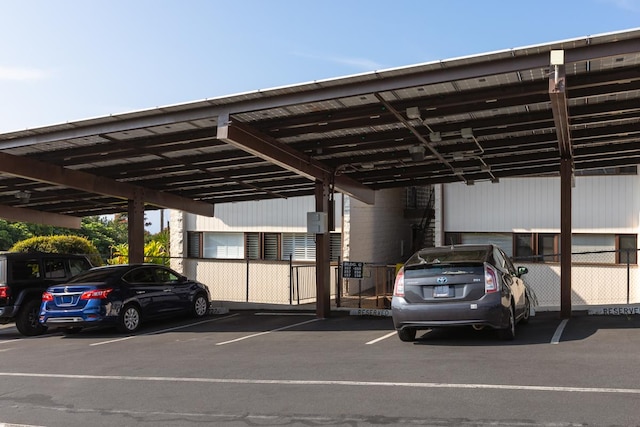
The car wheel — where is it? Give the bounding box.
[16,299,48,336]
[191,293,209,318]
[499,304,516,341]
[62,327,83,336]
[520,295,531,324]
[397,328,417,342]
[117,304,141,333]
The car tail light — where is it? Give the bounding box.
[393,268,405,297]
[0,286,9,299]
[80,289,113,300]
[484,264,499,293]
[42,292,53,302]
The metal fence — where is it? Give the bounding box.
[178,257,338,305]
[513,249,639,308]
[170,250,639,310]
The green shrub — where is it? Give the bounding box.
[10,235,103,266]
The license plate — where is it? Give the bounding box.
[434,285,450,297]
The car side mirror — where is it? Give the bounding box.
[517,266,528,277]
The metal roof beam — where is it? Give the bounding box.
[549,51,573,160]
[0,152,214,217]
[216,115,375,205]
[0,205,81,229]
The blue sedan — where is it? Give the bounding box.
[39,264,210,334]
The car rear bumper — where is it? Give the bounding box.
[39,308,116,329]
[391,294,509,330]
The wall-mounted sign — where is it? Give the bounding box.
[342,261,364,279]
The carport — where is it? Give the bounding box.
[1,28,639,319]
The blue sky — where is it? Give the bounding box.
[1,0,639,231]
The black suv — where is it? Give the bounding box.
[0,252,93,336]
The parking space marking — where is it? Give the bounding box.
[255,312,316,316]
[90,313,240,347]
[551,319,569,344]
[366,331,396,345]
[216,318,319,345]
[1,371,639,395]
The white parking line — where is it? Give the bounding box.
[216,318,319,345]
[0,371,639,395]
[366,331,396,345]
[551,319,569,344]
[90,313,240,347]
[254,312,316,316]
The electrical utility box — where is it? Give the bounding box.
[307,212,328,234]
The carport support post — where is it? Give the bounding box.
[560,158,572,319]
[128,189,145,264]
[315,179,331,319]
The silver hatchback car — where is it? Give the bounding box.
[391,244,535,342]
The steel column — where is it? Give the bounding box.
[315,179,331,318]
[128,188,145,264]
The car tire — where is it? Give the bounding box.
[520,295,531,325]
[15,299,48,336]
[397,328,417,342]
[117,304,142,333]
[499,304,516,341]
[191,293,209,318]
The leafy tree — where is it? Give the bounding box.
[109,235,169,266]
[0,220,31,250]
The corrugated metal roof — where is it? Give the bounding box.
[0,28,639,217]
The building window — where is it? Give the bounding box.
[617,235,637,264]
[513,233,636,265]
[203,233,244,259]
[538,234,560,263]
[514,233,533,258]
[329,233,341,262]
[245,233,281,260]
[187,232,202,258]
[443,232,513,257]
[189,232,340,262]
[283,233,316,261]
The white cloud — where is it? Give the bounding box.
[600,0,640,12]
[293,51,383,71]
[0,66,48,81]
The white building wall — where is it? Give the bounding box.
[444,175,640,233]
[188,195,343,233]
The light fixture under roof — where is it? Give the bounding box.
[461,128,474,139]
[429,132,441,142]
[408,145,425,161]
[406,107,421,120]
[15,190,31,203]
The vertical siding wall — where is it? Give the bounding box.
[343,188,413,292]
[346,188,412,264]
[186,195,342,232]
[444,175,640,233]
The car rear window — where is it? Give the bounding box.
[408,249,489,265]
[405,263,484,277]
[68,268,122,283]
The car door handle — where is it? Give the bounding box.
[163,289,172,292]
[136,291,145,294]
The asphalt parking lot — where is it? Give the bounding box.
[0,309,639,427]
